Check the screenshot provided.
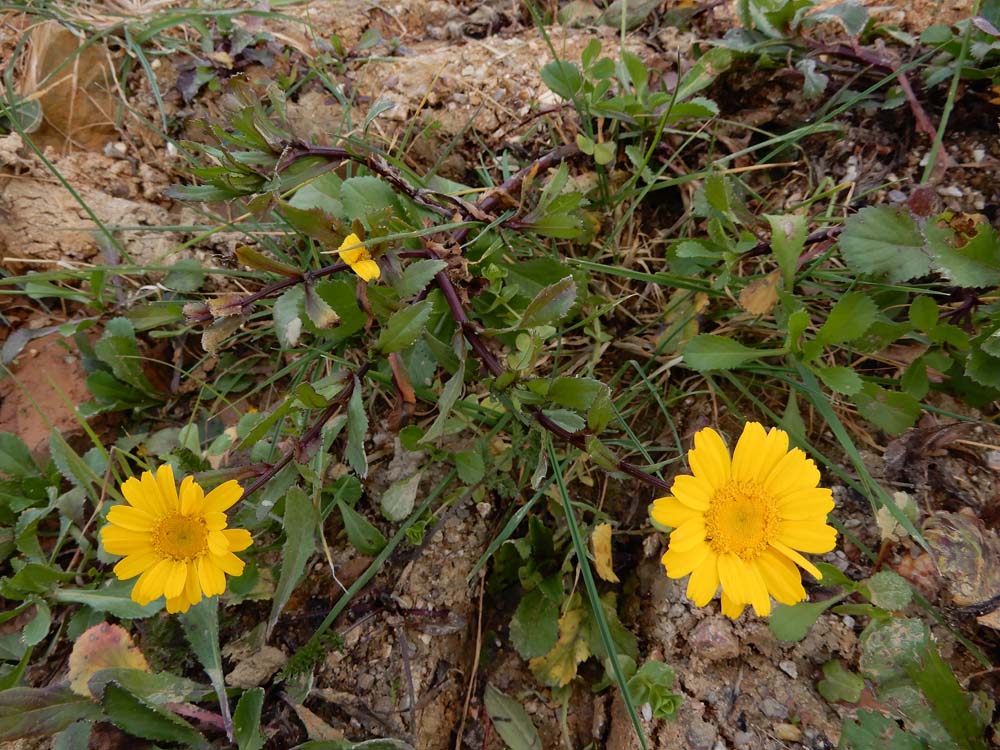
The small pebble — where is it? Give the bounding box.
[779,660,798,678]
[762,697,789,719]
[688,618,740,662]
[775,723,803,742]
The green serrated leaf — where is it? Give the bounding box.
[518,277,577,329]
[340,176,400,218]
[101,682,208,748]
[683,334,781,371]
[764,214,807,289]
[0,433,37,479]
[483,685,542,750]
[52,582,164,619]
[817,660,864,703]
[926,219,1000,287]
[853,383,921,435]
[268,487,317,636]
[510,588,559,659]
[376,300,433,354]
[540,59,583,100]
[395,259,447,297]
[817,291,878,345]
[839,206,931,282]
[163,259,205,293]
[0,686,100,741]
[815,365,863,395]
[454,451,485,484]
[93,318,159,396]
[908,296,939,331]
[304,284,339,329]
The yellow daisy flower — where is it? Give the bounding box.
[651,423,836,619]
[338,232,380,282]
[100,466,252,614]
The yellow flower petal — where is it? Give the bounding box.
[223,528,252,552]
[139,471,169,516]
[717,553,751,608]
[101,526,151,555]
[688,428,732,489]
[156,465,180,513]
[207,530,229,556]
[777,487,834,520]
[685,549,719,606]
[778,520,837,553]
[184,563,203,608]
[164,560,189,600]
[165,595,190,614]
[732,423,789,483]
[745,562,771,617]
[106,505,156,532]
[211,551,245,577]
[204,511,228,531]
[203,481,242,514]
[764,448,820,498]
[651,497,702,528]
[133,559,172,605]
[661,542,711,579]
[771,540,822,580]
[198,557,226,597]
[670,474,712,511]
[755,550,806,605]
[179,476,205,515]
[352,258,381,281]
[121,477,156,514]
[113,552,159,580]
[720,591,746,619]
[667,517,706,551]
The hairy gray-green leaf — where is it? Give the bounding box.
[380,472,422,522]
[180,599,231,738]
[419,361,465,444]
[483,684,542,750]
[102,683,208,748]
[268,487,317,637]
[346,381,369,478]
[273,287,304,348]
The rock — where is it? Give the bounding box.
[761,697,789,720]
[685,718,718,750]
[775,723,803,742]
[779,660,798,678]
[688,618,740,662]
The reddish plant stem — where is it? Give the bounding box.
[240,363,370,499]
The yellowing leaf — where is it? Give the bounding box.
[739,269,781,316]
[591,523,620,583]
[528,605,590,687]
[68,623,151,698]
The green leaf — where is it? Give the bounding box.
[518,277,577,329]
[0,433,38,479]
[853,383,921,435]
[0,686,100,741]
[674,47,732,101]
[346,381,368,478]
[815,365,863,395]
[376,300,433,354]
[483,685,542,750]
[419,361,465,444]
[454,451,484,484]
[817,660,864,703]
[908,296,939,331]
[546,377,605,411]
[769,597,842,642]
[540,60,583,100]
[163,259,205,293]
[395,259,447,298]
[51,581,164,620]
[926,219,1000,287]
[816,291,878,345]
[965,347,1000,389]
[841,710,925,750]
[101,682,208,748]
[510,588,559,659]
[380,472,422,522]
[627,661,682,720]
[269,487,317,636]
[839,206,931,282]
[235,245,302,277]
[683,334,779,371]
[234,688,265,750]
[541,409,585,433]
[93,318,158,396]
[337,500,386,555]
[764,213,807,289]
[340,176,400,218]
[179,599,230,739]
[304,284,339,329]
[865,570,912,610]
[273,287,304,348]
[85,668,209,705]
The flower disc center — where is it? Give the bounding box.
[153,514,208,561]
[704,480,778,561]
